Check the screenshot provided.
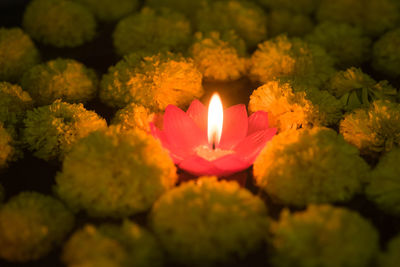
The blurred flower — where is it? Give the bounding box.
[22,0,96,47]
[0,27,40,82]
[372,28,400,78]
[0,192,74,262]
[150,176,269,266]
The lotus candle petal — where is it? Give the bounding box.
[151,98,277,176]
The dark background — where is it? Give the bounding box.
[1,1,400,267]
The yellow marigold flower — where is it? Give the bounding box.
[111,103,155,133]
[0,192,74,262]
[316,0,398,37]
[0,27,40,82]
[22,0,96,47]
[372,28,400,78]
[256,0,319,14]
[189,31,247,81]
[379,234,400,267]
[73,0,139,22]
[62,220,163,267]
[270,205,379,267]
[306,22,371,68]
[150,177,269,266]
[194,0,267,49]
[113,7,191,57]
[100,52,203,111]
[254,127,369,206]
[23,100,107,161]
[0,123,15,169]
[55,126,177,218]
[145,0,208,20]
[249,35,335,88]
[268,9,314,38]
[340,100,400,156]
[249,80,343,132]
[21,58,98,106]
[0,82,33,134]
[366,148,400,216]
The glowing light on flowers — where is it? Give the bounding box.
[150,94,277,177]
[207,93,223,148]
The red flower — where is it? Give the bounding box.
[151,100,276,176]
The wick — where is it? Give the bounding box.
[212,142,216,150]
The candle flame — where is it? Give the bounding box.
[207,93,223,148]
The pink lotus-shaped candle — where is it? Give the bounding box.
[151,93,277,176]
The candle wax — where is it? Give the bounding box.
[195,145,234,161]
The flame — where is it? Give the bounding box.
[207,93,223,148]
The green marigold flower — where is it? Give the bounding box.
[189,31,247,81]
[20,58,97,106]
[0,192,74,262]
[0,123,15,169]
[0,27,40,82]
[254,127,369,206]
[62,220,163,267]
[23,100,107,161]
[316,0,399,37]
[256,0,320,14]
[150,177,269,266]
[100,52,203,111]
[268,9,314,38]
[249,35,335,87]
[340,100,400,156]
[306,22,371,68]
[72,0,139,22]
[365,148,400,216]
[379,234,400,267]
[325,67,397,111]
[249,80,343,132]
[305,87,345,126]
[0,82,33,133]
[113,7,191,57]
[55,126,177,218]
[111,103,155,133]
[372,28,400,78]
[270,205,379,267]
[22,0,96,47]
[194,0,267,49]
[145,0,209,20]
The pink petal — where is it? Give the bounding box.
[150,123,184,164]
[212,154,251,176]
[186,99,207,134]
[163,105,208,153]
[248,111,269,135]
[219,104,248,150]
[234,128,277,162]
[179,155,219,176]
